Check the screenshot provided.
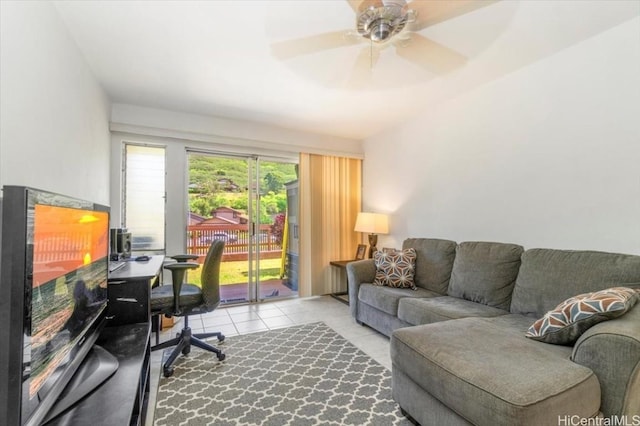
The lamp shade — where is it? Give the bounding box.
[354,212,389,234]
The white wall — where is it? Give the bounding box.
[0,1,111,204]
[363,17,640,255]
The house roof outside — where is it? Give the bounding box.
[189,207,249,226]
[189,212,206,225]
[201,217,237,226]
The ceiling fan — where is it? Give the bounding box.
[271,0,497,86]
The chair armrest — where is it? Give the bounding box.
[164,262,200,272]
[163,262,199,314]
[571,305,640,417]
[346,259,376,318]
[171,254,199,262]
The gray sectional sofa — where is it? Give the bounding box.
[346,238,640,426]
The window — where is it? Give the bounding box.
[123,144,165,251]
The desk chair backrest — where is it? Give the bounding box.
[200,239,225,310]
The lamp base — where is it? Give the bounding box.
[368,233,378,259]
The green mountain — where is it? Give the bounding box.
[189,155,297,194]
[188,155,297,221]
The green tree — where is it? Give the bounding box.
[230,193,248,211]
[263,172,284,194]
[261,191,287,215]
[190,197,213,217]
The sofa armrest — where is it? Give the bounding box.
[346,259,376,319]
[571,305,640,417]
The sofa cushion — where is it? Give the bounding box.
[447,241,524,310]
[398,296,509,326]
[391,317,600,426]
[511,248,640,318]
[525,287,639,345]
[373,248,417,289]
[402,238,457,294]
[358,283,441,316]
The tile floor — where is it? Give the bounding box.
[146,295,391,425]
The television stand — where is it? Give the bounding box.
[43,345,118,424]
[47,322,151,426]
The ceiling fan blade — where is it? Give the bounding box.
[271,31,360,60]
[346,0,385,13]
[346,45,380,89]
[395,33,466,74]
[409,0,498,31]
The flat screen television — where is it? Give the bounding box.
[0,186,117,425]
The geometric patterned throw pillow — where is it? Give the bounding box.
[525,287,640,345]
[373,248,417,289]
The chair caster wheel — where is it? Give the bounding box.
[217,353,226,361]
[218,335,225,342]
[163,367,174,377]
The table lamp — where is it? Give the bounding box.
[354,212,389,258]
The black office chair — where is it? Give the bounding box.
[151,240,226,377]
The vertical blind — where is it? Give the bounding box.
[298,153,362,296]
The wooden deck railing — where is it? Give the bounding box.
[187,223,282,261]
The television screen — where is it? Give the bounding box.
[0,186,111,425]
[27,204,109,400]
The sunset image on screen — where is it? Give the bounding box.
[28,204,109,397]
[32,205,109,286]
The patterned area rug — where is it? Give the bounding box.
[154,322,412,425]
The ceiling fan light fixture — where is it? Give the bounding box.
[356,1,409,44]
[370,19,392,42]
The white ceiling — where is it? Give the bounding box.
[53,0,639,140]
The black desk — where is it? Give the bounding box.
[109,255,164,283]
[107,256,164,326]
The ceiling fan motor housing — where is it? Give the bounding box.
[371,19,393,42]
[356,0,412,43]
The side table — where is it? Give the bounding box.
[329,260,355,305]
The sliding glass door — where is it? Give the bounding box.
[186,151,298,304]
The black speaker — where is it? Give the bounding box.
[118,232,132,258]
[110,228,132,259]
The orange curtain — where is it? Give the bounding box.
[298,153,362,296]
